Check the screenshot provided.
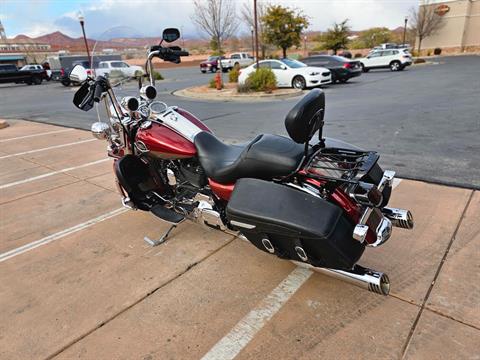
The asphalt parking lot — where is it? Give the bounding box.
[0,55,479,189]
[1,54,479,359]
[0,119,479,359]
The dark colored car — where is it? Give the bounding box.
[0,64,44,85]
[199,56,224,73]
[300,55,362,83]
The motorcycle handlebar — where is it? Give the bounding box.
[93,82,104,103]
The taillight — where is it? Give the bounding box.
[343,63,352,69]
[86,69,92,75]
[60,68,65,76]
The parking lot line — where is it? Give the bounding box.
[0,128,74,143]
[0,138,96,159]
[0,158,110,189]
[200,267,312,360]
[0,207,127,263]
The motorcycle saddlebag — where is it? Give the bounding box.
[226,178,364,269]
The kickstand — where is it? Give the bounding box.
[144,224,177,247]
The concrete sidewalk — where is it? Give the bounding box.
[0,120,478,359]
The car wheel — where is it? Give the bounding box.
[33,76,42,85]
[340,78,349,83]
[292,75,306,90]
[211,66,217,73]
[61,79,71,87]
[390,61,401,71]
[361,63,369,72]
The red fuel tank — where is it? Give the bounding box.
[135,108,211,159]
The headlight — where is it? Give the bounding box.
[309,71,320,76]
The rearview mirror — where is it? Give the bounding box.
[162,28,180,43]
[70,64,88,83]
[281,65,287,70]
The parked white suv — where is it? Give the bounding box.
[359,49,412,72]
[96,61,144,78]
[220,52,254,71]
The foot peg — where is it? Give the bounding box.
[144,224,177,247]
[150,205,184,224]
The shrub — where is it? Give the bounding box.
[237,82,251,93]
[229,66,240,83]
[354,53,363,58]
[434,47,442,55]
[209,77,216,89]
[152,70,163,80]
[245,68,277,92]
[427,50,431,56]
[413,58,426,64]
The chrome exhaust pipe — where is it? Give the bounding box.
[382,207,414,230]
[293,261,390,295]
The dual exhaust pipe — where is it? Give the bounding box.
[293,261,391,295]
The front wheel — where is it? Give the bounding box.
[390,61,401,71]
[32,76,42,85]
[201,70,206,73]
[211,66,217,73]
[340,78,349,83]
[361,64,369,72]
[292,75,306,90]
[61,78,71,87]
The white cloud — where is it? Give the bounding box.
[7,0,419,38]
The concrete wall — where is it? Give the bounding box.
[421,0,480,50]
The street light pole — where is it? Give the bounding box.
[250,26,254,57]
[78,13,92,70]
[304,35,307,56]
[253,0,259,69]
[403,17,408,45]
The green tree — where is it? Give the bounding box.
[262,5,309,58]
[318,20,350,54]
[358,27,392,49]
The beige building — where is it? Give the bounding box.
[420,0,480,51]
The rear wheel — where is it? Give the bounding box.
[201,70,206,73]
[361,63,369,72]
[292,75,306,90]
[32,76,42,85]
[390,61,401,71]
[211,66,217,73]
[61,78,71,87]
[340,78,349,83]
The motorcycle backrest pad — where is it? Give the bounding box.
[285,89,325,144]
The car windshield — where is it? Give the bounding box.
[280,59,306,68]
[207,56,218,61]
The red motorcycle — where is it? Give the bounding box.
[71,28,413,295]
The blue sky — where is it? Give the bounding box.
[1,0,418,39]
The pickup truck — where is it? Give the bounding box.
[0,64,44,85]
[220,52,254,72]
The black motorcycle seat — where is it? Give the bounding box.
[194,131,304,184]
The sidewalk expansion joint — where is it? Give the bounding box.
[423,307,480,332]
[400,190,475,359]
[43,236,236,360]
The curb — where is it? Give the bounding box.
[173,87,304,102]
[0,119,10,129]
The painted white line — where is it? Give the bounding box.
[0,158,110,189]
[0,128,74,143]
[0,208,128,263]
[392,178,402,190]
[201,267,312,360]
[0,138,96,159]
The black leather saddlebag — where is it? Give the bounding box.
[226,178,364,269]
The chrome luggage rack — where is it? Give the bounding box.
[304,147,380,185]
